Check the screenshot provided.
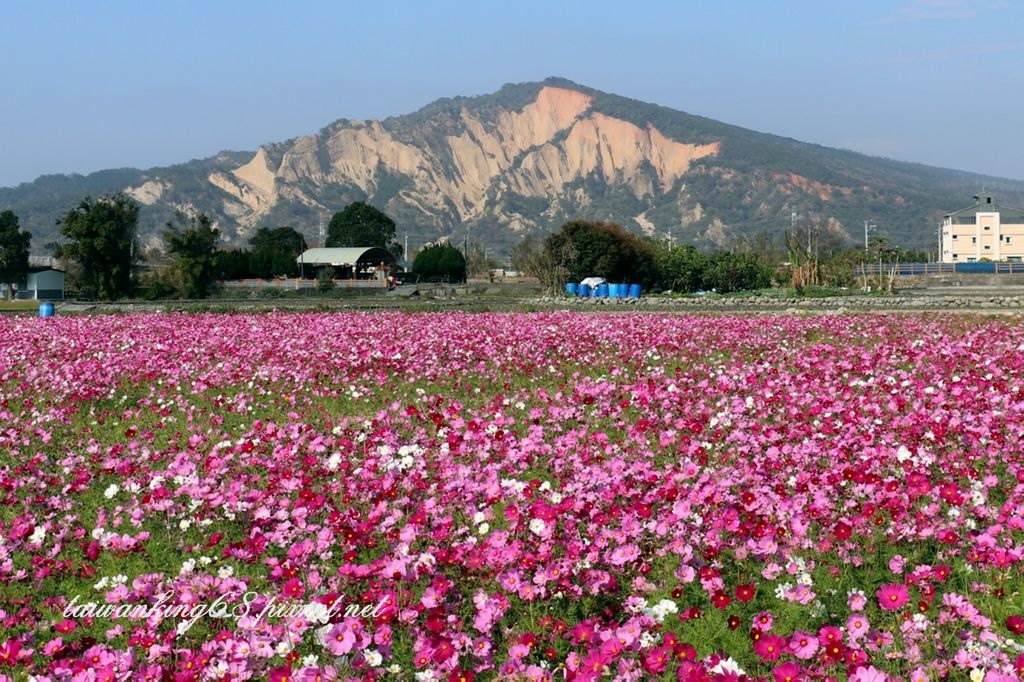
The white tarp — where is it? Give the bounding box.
[580,277,606,287]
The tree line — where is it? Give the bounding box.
[0,194,472,300]
[2,193,928,301]
[510,218,931,295]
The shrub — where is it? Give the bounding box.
[413,245,466,282]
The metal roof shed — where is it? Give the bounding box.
[297,247,397,268]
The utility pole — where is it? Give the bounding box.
[864,220,875,253]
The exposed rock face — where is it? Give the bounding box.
[205,86,720,232]
[124,179,171,205]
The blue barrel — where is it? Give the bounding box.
[577,283,590,297]
[565,282,578,296]
[39,302,55,318]
[590,285,600,298]
[596,283,609,298]
[628,284,642,298]
[611,283,623,298]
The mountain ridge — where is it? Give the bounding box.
[4,78,1023,255]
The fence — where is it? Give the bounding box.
[223,278,389,290]
[854,262,1024,276]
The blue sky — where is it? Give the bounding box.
[2,0,1022,188]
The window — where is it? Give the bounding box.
[953,235,959,240]
[972,237,977,243]
[1008,237,1013,244]
[985,245,991,250]
[985,225,991,230]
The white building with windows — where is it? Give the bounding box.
[941,194,1024,263]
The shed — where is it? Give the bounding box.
[297,247,398,279]
[0,267,65,300]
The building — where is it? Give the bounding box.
[941,194,1024,263]
[296,247,398,280]
[0,267,65,300]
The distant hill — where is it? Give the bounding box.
[4,77,1023,256]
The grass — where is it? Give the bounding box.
[0,299,49,313]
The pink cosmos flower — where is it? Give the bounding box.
[607,543,640,566]
[849,665,889,682]
[322,622,355,656]
[787,631,818,659]
[773,661,803,682]
[753,633,787,662]
[877,583,910,611]
[848,589,867,611]
[846,613,870,641]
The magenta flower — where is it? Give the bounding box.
[877,583,910,611]
[787,631,818,659]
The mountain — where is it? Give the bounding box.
[5,77,1024,256]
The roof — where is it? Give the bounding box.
[297,247,397,266]
[945,194,1024,218]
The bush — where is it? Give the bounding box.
[545,220,657,287]
[413,245,466,282]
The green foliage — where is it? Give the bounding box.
[55,194,139,300]
[213,249,252,280]
[317,266,336,291]
[0,210,31,300]
[163,212,220,298]
[413,244,466,282]
[697,250,773,293]
[545,220,658,286]
[248,226,307,255]
[653,243,774,293]
[326,202,397,249]
[655,244,704,292]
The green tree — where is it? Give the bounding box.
[698,250,773,293]
[213,249,252,280]
[326,202,397,249]
[654,243,704,292]
[545,220,657,286]
[0,211,31,301]
[55,195,139,300]
[249,226,307,256]
[413,244,466,282]
[164,212,220,298]
[247,226,306,278]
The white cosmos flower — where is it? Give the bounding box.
[103,484,120,499]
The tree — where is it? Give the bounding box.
[249,226,307,256]
[545,220,657,286]
[164,212,220,298]
[511,234,573,294]
[654,243,704,292]
[55,195,139,300]
[326,202,397,249]
[413,244,466,282]
[248,226,306,278]
[0,211,31,301]
[466,242,499,279]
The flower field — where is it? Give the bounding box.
[1,311,1024,681]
